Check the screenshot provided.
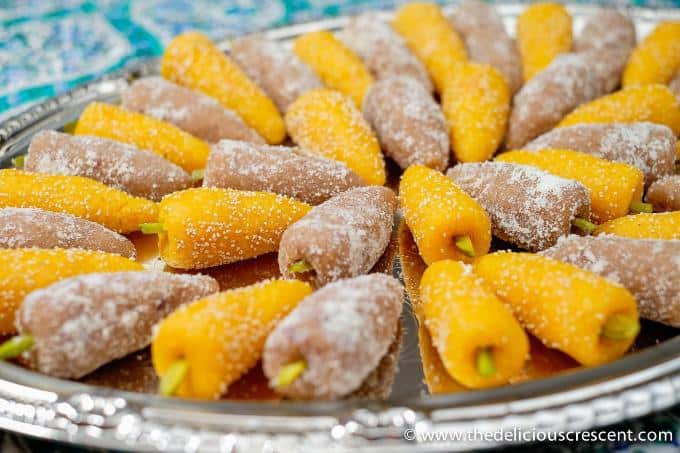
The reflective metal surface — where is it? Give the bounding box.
[0,3,679,451]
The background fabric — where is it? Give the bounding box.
[0,0,679,119]
[0,0,679,451]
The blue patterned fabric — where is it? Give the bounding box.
[1,0,679,119]
[0,1,679,451]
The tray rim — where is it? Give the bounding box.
[1,2,680,451]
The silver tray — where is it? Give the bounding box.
[1,3,679,451]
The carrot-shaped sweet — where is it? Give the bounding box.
[392,2,467,93]
[152,279,312,399]
[399,165,491,264]
[74,102,211,173]
[293,31,373,107]
[441,62,510,162]
[0,169,157,233]
[595,211,680,240]
[420,260,529,388]
[558,84,680,136]
[623,21,680,87]
[474,252,639,366]
[142,188,310,269]
[161,31,285,144]
[285,89,385,185]
[516,2,572,81]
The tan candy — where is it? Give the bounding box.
[337,14,433,93]
[17,271,218,378]
[574,9,636,95]
[0,207,136,258]
[646,175,680,212]
[447,0,504,37]
[203,140,365,205]
[447,0,523,94]
[447,162,591,251]
[231,35,323,113]
[526,122,676,187]
[542,235,680,328]
[263,274,403,400]
[121,77,264,145]
[279,186,396,288]
[496,149,644,224]
[348,321,403,400]
[362,76,449,171]
[26,130,192,201]
[506,53,600,149]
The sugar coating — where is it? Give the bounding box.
[447,0,523,94]
[516,3,572,81]
[526,122,676,186]
[278,186,396,287]
[399,165,491,265]
[362,76,449,171]
[74,102,211,172]
[575,9,636,53]
[473,252,638,366]
[558,84,680,136]
[0,207,135,258]
[496,149,644,223]
[0,248,142,335]
[17,271,218,379]
[392,2,467,93]
[623,21,680,87]
[158,188,311,269]
[231,35,322,113]
[447,162,591,251]
[122,77,265,145]
[0,169,158,233]
[152,279,312,399]
[26,130,192,201]
[574,9,636,95]
[595,211,680,240]
[204,139,364,205]
[286,89,385,186]
[293,31,373,108]
[441,62,510,162]
[507,53,600,149]
[541,235,680,327]
[646,175,680,212]
[263,274,403,400]
[161,31,285,144]
[419,259,528,388]
[337,14,433,93]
